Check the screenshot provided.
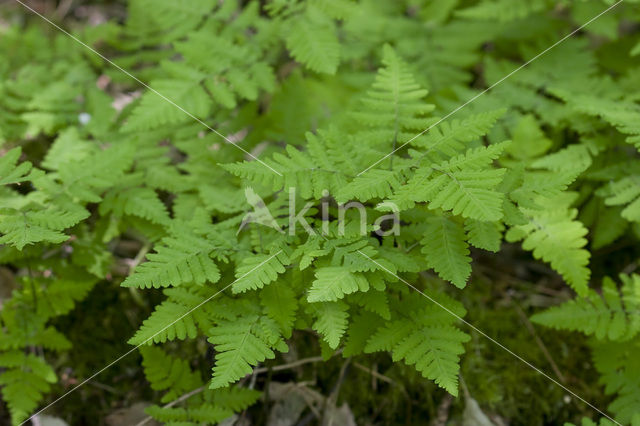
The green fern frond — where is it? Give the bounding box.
[140,345,203,403]
[285,8,340,74]
[125,0,216,44]
[260,281,298,338]
[224,134,348,199]
[353,45,434,155]
[591,340,640,424]
[531,274,640,340]
[307,266,369,302]
[0,203,89,250]
[123,234,220,289]
[507,206,590,295]
[421,215,471,288]
[232,250,290,293]
[312,301,349,349]
[0,352,57,425]
[390,142,508,219]
[0,147,34,185]
[364,302,469,396]
[600,176,640,222]
[144,404,232,424]
[129,288,222,345]
[335,169,401,203]
[129,301,198,345]
[465,218,502,252]
[410,109,506,163]
[123,78,210,131]
[456,0,548,22]
[209,315,287,389]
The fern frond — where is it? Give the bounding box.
[57,143,135,203]
[506,207,590,295]
[125,0,216,44]
[260,281,298,338]
[591,339,640,424]
[232,250,290,293]
[122,234,220,289]
[129,301,198,345]
[421,215,471,288]
[145,404,232,424]
[140,345,203,403]
[353,44,434,155]
[364,302,469,396]
[390,142,508,219]
[0,352,57,425]
[101,186,170,225]
[0,147,34,185]
[410,109,506,163]
[285,9,340,74]
[0,203,89,250]
[307,266,369,302]
[128,288,221,345]
[209,315,287,389]
[456,0,548,22]
[531,274,640,340]
[312,301,349,349]
[600,176,640,222]
[123,78,210,131]
[335,169,401,203]
[465,218,502,252]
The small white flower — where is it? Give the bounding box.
[78,112,91,125]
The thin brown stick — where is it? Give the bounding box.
[352,362,409,397]
[253,354,326,374]
[511,300,566,383]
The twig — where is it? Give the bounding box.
[87,380,118,394]
[352,362,396,387]
[622,261,638,275]
[54,0,74,19]
[127,243,151,273]
[324,358,351,426]
[431,394,453,426]
[253,350,342,374]
[253,356,323,374]
[510,299,566,383]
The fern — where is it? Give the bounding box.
[600,176,640,222]
[4,1,640,424]
[128,287,223,345]
[140,345,203,403]
[531,274,640,341]
[123,233,221,289]
[0,203,89,250]
[506,205,591,296]
[364,295,469,396]
[388,142,509,219]
[0,352,57,425]
[231,250,290,293]
[209,314,288,389]
[285,7,341,75]
[311,301,350,349]
[307,266,369,302]
[0,148,34,185]
[420,215,472,288]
